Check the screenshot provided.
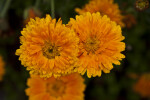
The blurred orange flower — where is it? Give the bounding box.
[134,73,150,98]
[75,0,125,27]
[24,8,41,24]
[16,15,79,78]
[68,12,125,78]
[123,14,136,28]
[128,73,139,79]
[0,56,5,81]
[26,73,85,100]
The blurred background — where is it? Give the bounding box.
[0,0,150,100]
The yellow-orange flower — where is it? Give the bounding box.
[16,15,79,78]
[134,73,150,98]
[26,73,85,100]
[0,56,5,81]
[68,12,125,78]
[75,0,124,27]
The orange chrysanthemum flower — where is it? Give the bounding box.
[26,73,85,100]
[75,0,124,27]
[68,12,125,78]
[134,73,150,98]
[0,56,5,81]
[16,15,79,78]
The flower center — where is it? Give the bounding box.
[100,12,105,16]
[42,42,60,59]
[84,37,100,54]
[135,0,149,11]
[46,80,66,97]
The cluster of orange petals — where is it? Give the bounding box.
[15,1,127,99]
[16,15,79,78]
[68,12,125,78]
[16,12,125,78]
[26,73,85,100]
[134,73,150,98]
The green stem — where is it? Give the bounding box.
[35,0,40,8]
[0,0,11,18]
[51,0,55,18]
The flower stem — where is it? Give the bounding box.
[35,0,40,8]
[51,0,55,18]
[0,0,11,18]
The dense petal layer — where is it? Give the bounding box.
[75,0,124,27]
[26,73,85,100]
[16,15,79,78]
[68,12,125,78]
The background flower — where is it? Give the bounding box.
[134,73,150,98]
[26,73,85,100]
[0,56,5,81]
[23,7,41,25]
[123,14,136,28]
[75,0,125,27]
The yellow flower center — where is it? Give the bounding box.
[84,37,100,54]
[138,1,146,8]
[46,80,66,97]
[42,42,60,59]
